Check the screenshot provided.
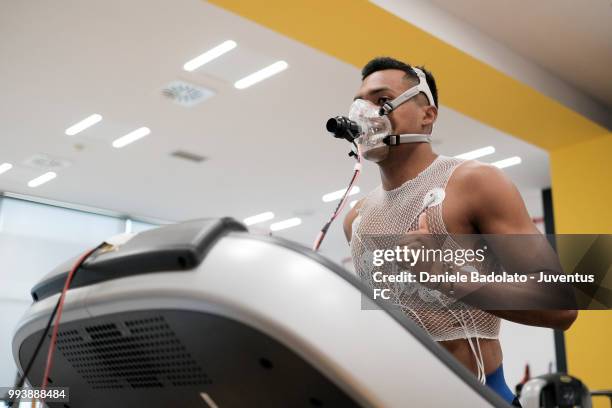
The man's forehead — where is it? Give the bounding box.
[355,69,411,99]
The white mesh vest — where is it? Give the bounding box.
[350,155,501,341]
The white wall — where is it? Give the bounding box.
[0,196,156,392]
[499,321,556,390]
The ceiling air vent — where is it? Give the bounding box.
[170,150,207,163]
[23,154,72,170]
[161,80,215,107]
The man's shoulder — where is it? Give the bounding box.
[451,159,509,191]
[342,186,380,242]
[351,184,381,208]
[448,159,520,218]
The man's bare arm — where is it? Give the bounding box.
[459,162,577,330]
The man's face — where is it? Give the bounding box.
[353,69,433,136]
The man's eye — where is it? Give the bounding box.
[377,97,390,105]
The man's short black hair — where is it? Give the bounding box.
[361,56,438,107]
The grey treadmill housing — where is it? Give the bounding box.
[12,218,510,408]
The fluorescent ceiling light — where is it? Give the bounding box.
[234,61,288,90]
[243,211,274,226]
[492,156,522,169]
[322,186,360,203]
[28,171,56,188]
[270,217,301,231]
[0,162,13,175]
[454,146,495,160]
[65,114,102,136]
[112,127,151,148]
[183,40,237,72]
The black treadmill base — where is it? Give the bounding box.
[18,309,360,408]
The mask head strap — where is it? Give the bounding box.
[379,67,435,116]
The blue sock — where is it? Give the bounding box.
[485,364,516,404]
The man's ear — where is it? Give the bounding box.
[422,105,438,127]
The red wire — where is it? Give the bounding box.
[313,148,362,251]
[39,246,99,402]
[333,169,359,221]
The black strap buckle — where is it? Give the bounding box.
[383,135,399,145]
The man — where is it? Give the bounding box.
[343,57,577,405]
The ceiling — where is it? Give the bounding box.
[429,0,612,109]
[0,0,551,262]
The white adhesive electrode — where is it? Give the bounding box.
[423,187,446,209]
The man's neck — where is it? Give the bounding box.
[378,143,438,191]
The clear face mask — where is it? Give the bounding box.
[348,98,391,162]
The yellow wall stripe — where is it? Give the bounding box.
[551,135,612,234]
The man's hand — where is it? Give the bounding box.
[413,212,430,234]
[395,212,444,283]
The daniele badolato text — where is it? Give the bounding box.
[371,270,595,284]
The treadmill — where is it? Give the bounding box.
[12,218,510,407]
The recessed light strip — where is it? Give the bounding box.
[270,217,301,231]
[492,156,522,169]
[454,146,495,160]
[28,172,57,188]
[65,114,102,136]
[243,211,275,226]
[234,61,288,90]
[183,40,237,72]
[0,162,13,175]
[112,127,151,148]
[322,186,360,203]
